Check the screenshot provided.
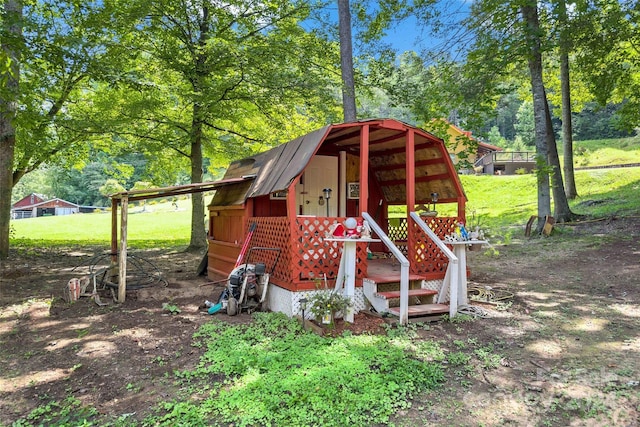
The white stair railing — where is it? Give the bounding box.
[409,212,460,318]
[362,212,410,325]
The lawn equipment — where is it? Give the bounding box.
[219,247,280,316]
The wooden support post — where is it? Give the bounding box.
[339,151,346,217]
[118,195,128,303]
[111,198,118,264]
[457,196,466,223]
[359,125,369,215]
[403,129,416,324]
[287,181,298,280]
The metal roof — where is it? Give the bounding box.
[214,118,466,206]
[109,177,254,203]
[240,125,331,199]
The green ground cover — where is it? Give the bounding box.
[10,199,194,248]
[459,166,640,231]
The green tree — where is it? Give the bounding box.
[11,168,51,204]
[487,126,507,148]
[521,2,574,225]
[0,0,21,259]
[107,0,341,251]
[574,0,640,129]
[99,179,126,199]
[49,163,112,207]
[573,103,634,140]
[555,0,577,199]
[446,0,576,226]
[43,151,152,208]
[0,0,139,258]
[514,101,535,147]
[492,93,520,141]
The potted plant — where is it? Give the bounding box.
[307,288,352,326]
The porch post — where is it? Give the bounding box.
[402,129,416,324]
[339,151,347,217]
[287,182,298,288]
[406,129,416,209]
[358,125,370,215]
[286,181,298,218]
[457,196,466,222]
[245,198,254,224]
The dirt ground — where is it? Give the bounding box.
[1,216,639,426]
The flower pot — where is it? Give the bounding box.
[320,313,331,325]
[321,312,333,325]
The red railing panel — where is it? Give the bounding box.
[244,217,293,286]
[292,217,369,286]
[388,216,461,276]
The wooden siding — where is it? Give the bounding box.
[253,195,287,217]
[207,240,241,278]
[209,205,246,244]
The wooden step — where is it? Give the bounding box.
[366,273,426,284]
[387,304,449,317]
[375,289,438,299]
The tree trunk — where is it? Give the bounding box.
[521,3,551,233]
[0,0,22,260]
[337,0,356,121]
[186,6,209,252]
[545,97,574,222]
[560,51,577,199]
[558,0,577,199]
[188,107,207,252]
[0,124,16,261]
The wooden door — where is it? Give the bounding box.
[296,155,338,216]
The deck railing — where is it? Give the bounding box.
[409,212,459,318]
[363,212,410,325]
[243,217,293,287]
[388,216,461,277]
[291,216,368,284]
[475,151,536,167]
[245,215,458,292]
[493,151,536,162]
[246,216,369,291]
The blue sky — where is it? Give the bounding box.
[383,1,472,56]
[316,1,472,57]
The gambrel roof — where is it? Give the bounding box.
[214,118,466,207]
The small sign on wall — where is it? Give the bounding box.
[347,182,359,199]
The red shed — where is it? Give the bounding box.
[207,119,470,323]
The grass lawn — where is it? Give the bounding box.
[10,198,195,248]
[571,135,640,167]
[458,166,640,229]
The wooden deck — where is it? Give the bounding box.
[375,289,438,299]
[365,258,428,283]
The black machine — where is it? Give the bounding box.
[221,247,280,315]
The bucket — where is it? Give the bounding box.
[67,278,81,301]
